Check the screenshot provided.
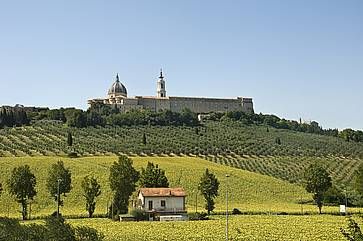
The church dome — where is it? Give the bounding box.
[108,74,127,98]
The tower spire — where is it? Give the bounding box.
[116,73,119,82]
[157,68,166,98]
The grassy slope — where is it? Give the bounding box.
[1,121,363,184]
[0,156,315,218]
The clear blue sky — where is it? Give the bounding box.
[0,0,362,130]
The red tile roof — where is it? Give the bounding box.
[139,188,186,197]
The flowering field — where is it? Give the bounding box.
[69,215,354,241]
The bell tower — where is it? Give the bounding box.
[157,69,166,98]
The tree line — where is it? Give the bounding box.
[0,108,30,128]
[0,161,104,240]
[28,105,199,128]
[0,160,101,220]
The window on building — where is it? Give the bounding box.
[148,200,153,210]
[161,200,166,207]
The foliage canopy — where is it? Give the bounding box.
[46,160,72,198]
[7,165,37,220]
[198,168,220,215]
[304,163,332,214]
[81,175,101,218]
[139,161,169,188]
[0,216,104,241]
[340,217,363,241]
[109,156,139,215]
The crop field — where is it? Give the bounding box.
[0,156,323,219]
[0,121,363,184]
[66,215,357,241]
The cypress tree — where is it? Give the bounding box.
[67,132,73,147]
[142,133,147,145]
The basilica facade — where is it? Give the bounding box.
[88,71,254,114]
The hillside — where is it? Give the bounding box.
[0,156,313,218]
[1,120,363,184]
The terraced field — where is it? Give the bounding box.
[1,121,362,184]
[208,154,361,183]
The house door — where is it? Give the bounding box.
[148,200,153,210]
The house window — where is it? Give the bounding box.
[148,200,153,210]
[161,200,166,207]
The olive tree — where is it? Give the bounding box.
[7,165,37,220]
[304,163,332,214]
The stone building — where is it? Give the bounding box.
[88,71,254,114]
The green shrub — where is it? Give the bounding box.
[232,208,242,215]
[45,215,76,241]
[323,186,347,205]
[74,226,105,241]
[0,217,25,241]
[0,216,104,241]
[130,209,148,221]
[340,217,363,241]
[188,212,209,221]
[68,152,78,158]
[22,224,47,241]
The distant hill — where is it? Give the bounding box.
[0,120,362,184]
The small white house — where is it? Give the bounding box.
[138,187,187,221]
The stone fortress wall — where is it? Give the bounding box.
[97,96,254,114]
[168,96,253,113]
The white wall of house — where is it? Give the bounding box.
[138,193,185,212]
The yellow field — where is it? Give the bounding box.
[67,215,355,241]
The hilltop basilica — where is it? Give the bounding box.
[88,71,254,114]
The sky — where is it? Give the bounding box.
[0,0,362,130]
